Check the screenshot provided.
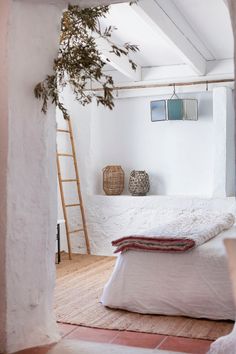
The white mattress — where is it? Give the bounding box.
[101,226,236,320]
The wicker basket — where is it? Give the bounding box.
[128,170,150,196]
[103,165,124,195]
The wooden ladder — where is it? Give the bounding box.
[57,118,91,260]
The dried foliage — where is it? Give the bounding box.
[34,4,139,118]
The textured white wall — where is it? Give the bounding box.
[87,195,236,255]
[0,1,64,353]
[58,86,236,256]
[0,0,10,349]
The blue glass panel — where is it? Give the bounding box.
[150,100,167,122]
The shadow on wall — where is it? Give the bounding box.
[149,173,166,195]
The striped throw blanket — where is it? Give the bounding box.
[112,212,235,254]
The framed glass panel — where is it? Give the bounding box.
[151,98,198,121]
[182,99,198,120]
[150,100,167,122]
[167,99,184,120]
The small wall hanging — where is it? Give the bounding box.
[151,100,167,122]
[150,84,198,121]
[167,84,183,120]
[129,170,150,196]
[103,165,124,195]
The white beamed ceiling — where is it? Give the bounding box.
[172,0,233,60]
[99,0,234,82]
[100,3,184,67]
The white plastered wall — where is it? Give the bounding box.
[91,92,214,196]
[0,0,9,349]
[0,1,65,352]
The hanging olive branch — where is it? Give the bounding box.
[34,4,139,118]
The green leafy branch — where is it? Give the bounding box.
[34,4,139,118]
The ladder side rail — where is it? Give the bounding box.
[56,153,72,260]
[68,118,91,254]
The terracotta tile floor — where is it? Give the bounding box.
[58,322,213,353]
[13,323,213,353]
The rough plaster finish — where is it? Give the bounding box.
[58,181,236,255]
[87,196,236,255]
[0,1,10,350]
[0,1,65,353]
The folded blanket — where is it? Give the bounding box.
[112,212,235,254]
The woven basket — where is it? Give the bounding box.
[128,170,150,196]
[103,166,124,195]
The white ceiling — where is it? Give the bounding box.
[172,0,233,60]
[100,3,184,67]
[99,0,233,72]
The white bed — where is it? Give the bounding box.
[101,226,236,320]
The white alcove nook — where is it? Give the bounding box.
[57,84,236,256]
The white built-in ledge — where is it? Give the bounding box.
[93,195,235,199]
[89,195,236,214]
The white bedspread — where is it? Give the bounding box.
[112,212,235,253]
[101,226,236,320]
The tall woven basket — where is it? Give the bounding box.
[103,165,124,195]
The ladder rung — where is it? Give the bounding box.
[57,153,73,157]
[69,229,84,234]
[61,179,79,182]
[57,129,70,133]
[65,203,80,208]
